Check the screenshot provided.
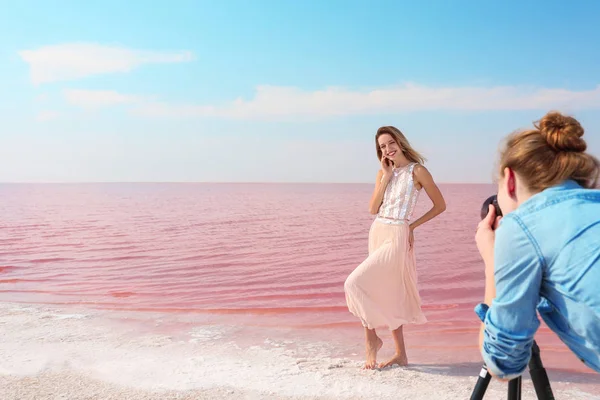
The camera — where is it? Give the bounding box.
[480,195,503,221]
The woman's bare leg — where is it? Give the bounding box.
[364,327,383,369]
[379,325,408,368]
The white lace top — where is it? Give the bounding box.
[377,162,421,221]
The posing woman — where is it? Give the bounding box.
[344,126,446,370]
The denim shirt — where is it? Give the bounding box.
[475,179,600,380]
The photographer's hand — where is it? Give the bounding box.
[476,204,502,271]
[476,204,502,306]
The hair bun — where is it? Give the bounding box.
[537,111,586,152]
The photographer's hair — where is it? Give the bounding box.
[375,126,426,164]
[499,111,600,191]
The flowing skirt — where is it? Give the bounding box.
[344,218,427,330]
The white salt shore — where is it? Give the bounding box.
[1,302,598,400]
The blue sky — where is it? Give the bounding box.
[1,0,599,183]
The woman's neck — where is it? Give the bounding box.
[392,155,411,168]
[515,176,536,207]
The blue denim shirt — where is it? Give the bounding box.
[475,179,600,380]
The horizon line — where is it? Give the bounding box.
[0,180,494,185]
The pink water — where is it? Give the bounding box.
[0,183,596,379]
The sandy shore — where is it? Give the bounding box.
[1,372,337,400]
[1,367,598,400]
[1,302,598,400]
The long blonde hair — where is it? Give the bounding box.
[375,126,425,164]
[499,111,599,191]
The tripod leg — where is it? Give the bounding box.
[529,341,555,400]
[507,376,521,400]
[470,365,492,400]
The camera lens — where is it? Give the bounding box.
[481,195,502,220]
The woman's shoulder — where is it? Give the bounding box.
[411,163,431,180]
[412,162,425,172]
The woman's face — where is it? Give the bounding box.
[377,134,401,162]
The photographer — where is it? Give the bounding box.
[475,111,600,380]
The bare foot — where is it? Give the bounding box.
[378,353,408,369]
[363,337,383,369]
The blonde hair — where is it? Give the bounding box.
[375,126,425,164]
[499,111,600,191]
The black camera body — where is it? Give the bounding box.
[481,195,503,221]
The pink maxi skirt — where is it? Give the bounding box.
[344,217,427,330]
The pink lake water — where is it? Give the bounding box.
[0,183,598,389]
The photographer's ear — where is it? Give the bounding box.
[503,167,517,199]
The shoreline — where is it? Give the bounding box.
[1,302,599,399]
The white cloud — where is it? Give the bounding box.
[19,43,193,84]
[55,83,600,119]
[64,89,148,109]
[128,83,600,119]
[35,110,60,121]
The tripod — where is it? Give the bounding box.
[470,340,555,399]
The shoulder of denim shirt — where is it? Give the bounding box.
[503,179,600,222]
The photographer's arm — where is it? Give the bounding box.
[478,216,542,381]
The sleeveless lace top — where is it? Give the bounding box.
[378,162,421,221]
